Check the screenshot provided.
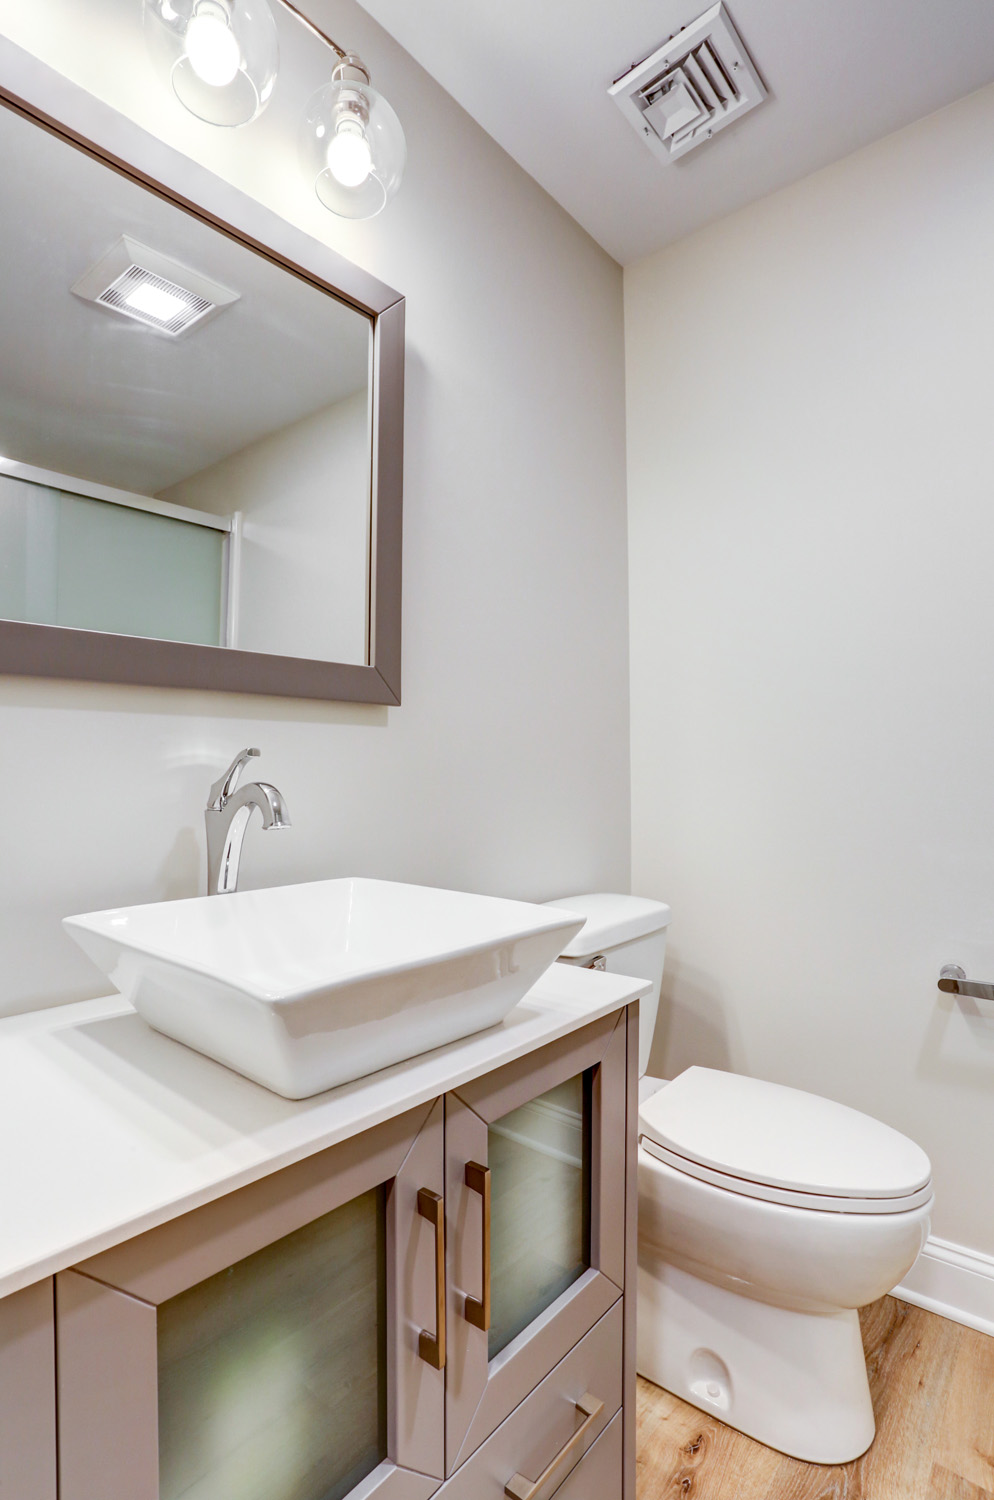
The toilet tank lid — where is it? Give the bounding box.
[638,1067,932,1200]
[543,893,671,958]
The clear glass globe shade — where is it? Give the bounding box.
[301,78,407,220]
[326,123,373,188]
[143,0,279,127]
[185,13,240,86]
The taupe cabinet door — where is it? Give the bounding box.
[0,1278,57,1500]
[443,1012,628,1473]
[57,1103,445,1500]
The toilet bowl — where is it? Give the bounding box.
[637,1068,932,1462]
[545,894,933,1466]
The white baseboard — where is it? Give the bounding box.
[894,1235,994,1338]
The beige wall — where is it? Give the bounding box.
[626,82,994,1255]
[0,0,630,1016]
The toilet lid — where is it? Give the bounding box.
[638,1067,932,1202]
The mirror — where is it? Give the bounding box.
[0,81,404,703]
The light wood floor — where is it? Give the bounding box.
[636,1297,994,1499]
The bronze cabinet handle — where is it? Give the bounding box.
[503,1393,605,1500]
[464,1161,491,1332]
[417,1188,446,1370]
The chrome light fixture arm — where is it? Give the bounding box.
[274,0,347,59]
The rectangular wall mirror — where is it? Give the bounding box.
[0,43,404,703]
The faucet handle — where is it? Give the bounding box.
[207,747,261,810]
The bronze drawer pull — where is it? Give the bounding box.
[504,1392,605,1500]
[417,1188,446,1370]
[464,1160,491,1332]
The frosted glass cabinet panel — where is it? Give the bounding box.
[444,1014,628,1474]
[56,1105,445,1500]
[487,1073,591,1359]
[158,1188,386,1500]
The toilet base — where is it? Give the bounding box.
[637,1254,876,1464]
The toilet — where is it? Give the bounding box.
[547,893,933,1466]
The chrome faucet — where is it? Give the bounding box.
[205,747,291,895]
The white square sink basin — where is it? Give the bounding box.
[63,878,585,1098]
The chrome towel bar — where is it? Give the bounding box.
[938,965,994,1001]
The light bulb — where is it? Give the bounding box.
[301,69,405,218]
[186,12,240,87]
[326,120,373,188]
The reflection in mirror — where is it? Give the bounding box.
[0,99,374,666]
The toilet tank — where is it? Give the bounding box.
[543,894,671,1078]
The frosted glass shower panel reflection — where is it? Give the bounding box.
[488,1071,592,1359]
[158,1186,387,1500]
[0,475,225,645]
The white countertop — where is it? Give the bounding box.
[0,964,647,1299]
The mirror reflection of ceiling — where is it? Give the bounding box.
[0,102,371,496]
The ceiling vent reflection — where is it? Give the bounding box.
[71,236,240,337]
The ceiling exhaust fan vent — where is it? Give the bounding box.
[609,3,766,164]
[71,236,240,337]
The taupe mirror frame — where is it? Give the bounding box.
[0,37,403,705]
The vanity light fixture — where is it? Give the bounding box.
[71,237,240,337]
[143,0,280,126]
[276,1,405,220]
[299,50,407,220]
[143,0,407,217]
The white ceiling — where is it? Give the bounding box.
[357,0,994,265]
[0,97,369,495]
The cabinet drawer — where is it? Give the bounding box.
[436,1300,622,1500]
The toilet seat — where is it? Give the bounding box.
[639,1067,933,1215]
[638,1136,933,1213]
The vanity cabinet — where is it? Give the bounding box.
[52,1006,635,1500]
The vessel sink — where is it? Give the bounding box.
[63,878,585,1098]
